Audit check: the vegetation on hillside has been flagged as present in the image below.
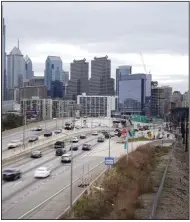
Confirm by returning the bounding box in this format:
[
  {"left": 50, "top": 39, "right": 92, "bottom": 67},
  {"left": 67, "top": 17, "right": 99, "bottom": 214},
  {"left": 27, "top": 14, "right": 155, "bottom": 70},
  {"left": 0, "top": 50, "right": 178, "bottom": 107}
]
[{"left": 64, "top": 144, "right": 171, "bottom": 219}]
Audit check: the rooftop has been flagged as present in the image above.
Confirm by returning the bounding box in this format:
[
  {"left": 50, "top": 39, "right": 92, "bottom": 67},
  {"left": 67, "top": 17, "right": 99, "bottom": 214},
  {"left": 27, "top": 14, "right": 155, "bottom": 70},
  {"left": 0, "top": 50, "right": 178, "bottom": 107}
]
[{"left": 9, "top": 47, "right": 23, "bottom": 56}]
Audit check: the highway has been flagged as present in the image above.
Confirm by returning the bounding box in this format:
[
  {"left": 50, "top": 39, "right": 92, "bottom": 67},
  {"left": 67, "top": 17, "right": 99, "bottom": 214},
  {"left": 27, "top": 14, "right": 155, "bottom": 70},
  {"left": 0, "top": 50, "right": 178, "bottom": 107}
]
[
  {"left": 2, "top": 117, "right": 109, "bottom": 151},
  {"left": 2, "top": 124, "right": 171, "bottom": 219}
]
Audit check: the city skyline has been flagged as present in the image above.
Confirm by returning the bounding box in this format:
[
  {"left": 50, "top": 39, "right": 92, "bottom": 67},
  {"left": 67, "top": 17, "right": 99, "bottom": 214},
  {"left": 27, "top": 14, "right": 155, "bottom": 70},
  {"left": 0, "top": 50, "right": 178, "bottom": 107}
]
[{"left": 3, "top": 2, "right": 188, "bottom": 93}]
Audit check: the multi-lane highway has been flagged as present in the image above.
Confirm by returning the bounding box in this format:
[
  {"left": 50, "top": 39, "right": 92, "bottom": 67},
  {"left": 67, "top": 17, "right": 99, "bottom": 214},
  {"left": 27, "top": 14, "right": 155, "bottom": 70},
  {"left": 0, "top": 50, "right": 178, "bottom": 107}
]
[
  {"left": 2, "top": 118, "right": 169, "bottom": 219},
  {"left": 2, "top": 117, "right": 109, "bottom": 151}
]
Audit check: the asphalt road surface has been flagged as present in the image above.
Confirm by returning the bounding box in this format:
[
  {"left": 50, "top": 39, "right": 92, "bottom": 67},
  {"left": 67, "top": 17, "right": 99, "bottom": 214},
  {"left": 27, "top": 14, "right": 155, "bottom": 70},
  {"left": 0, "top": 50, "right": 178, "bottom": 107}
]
[{"left": 2, "top": 118, "right": 109, "bottom": 151}]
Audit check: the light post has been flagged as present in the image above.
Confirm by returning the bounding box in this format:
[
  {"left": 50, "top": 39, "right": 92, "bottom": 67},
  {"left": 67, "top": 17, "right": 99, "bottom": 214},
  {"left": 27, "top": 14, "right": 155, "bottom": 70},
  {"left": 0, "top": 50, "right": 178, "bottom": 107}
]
[
  {"left": 69, "top": 104, "right": 76, "bottom": 212},
  {"left": 22, "top": 99, "right": 27, "bottom": 149}
]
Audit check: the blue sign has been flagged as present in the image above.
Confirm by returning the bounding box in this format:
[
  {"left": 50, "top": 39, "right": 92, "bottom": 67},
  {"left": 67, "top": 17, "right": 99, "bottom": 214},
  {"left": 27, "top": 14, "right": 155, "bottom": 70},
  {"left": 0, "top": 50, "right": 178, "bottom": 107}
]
[{"left": 105, "top": 157, "right": 114, "bottom": 165}]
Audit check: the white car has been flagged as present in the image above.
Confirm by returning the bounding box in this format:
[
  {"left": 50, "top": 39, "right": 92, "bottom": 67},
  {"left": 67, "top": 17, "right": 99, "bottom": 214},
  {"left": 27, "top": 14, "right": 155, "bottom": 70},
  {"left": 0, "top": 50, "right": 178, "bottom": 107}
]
[
  {"left": 8, "top": 140, "right": 22, "bottom": 149},
  {"left": 61, "top": 154, "right": 72, "bottom": 163},
  {"left": 34, "top": 167, "right": 51, "bottom": 178},
  {"left": 92, "top": 131, "right": 98, "bottom": 136},
  {"left": 71, "top": 137, "right": 79, "bottom": 143}
]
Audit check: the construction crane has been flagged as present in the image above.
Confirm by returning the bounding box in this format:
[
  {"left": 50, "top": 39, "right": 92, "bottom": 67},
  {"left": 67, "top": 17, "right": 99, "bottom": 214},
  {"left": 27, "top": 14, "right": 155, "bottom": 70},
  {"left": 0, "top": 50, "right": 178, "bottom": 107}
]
[{"left": 140, "top": 52, "right": 151, "bottom": 74}]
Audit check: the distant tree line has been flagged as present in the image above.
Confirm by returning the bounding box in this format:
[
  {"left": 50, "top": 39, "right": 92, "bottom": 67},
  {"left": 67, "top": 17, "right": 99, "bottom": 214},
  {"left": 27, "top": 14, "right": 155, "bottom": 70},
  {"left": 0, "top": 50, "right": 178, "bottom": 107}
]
[{"left": 2, "top": 113, "right": 23, "bottom": 131}]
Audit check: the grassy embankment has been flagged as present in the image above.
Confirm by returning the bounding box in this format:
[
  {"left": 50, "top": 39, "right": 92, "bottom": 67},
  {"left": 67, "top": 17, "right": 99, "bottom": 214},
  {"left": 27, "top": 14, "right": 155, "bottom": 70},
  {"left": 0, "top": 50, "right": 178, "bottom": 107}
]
[
  {"left": 128, "top": 137, "right": 150, "bottom": 142},
  {"left": 63, "top": 143, "right": 171, "bottom": 219}
]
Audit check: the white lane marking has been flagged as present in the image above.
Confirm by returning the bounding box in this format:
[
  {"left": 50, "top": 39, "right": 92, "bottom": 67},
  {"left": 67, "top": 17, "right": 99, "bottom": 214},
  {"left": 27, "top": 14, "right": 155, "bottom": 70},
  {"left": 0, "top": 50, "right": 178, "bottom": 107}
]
[{"left": 14, "top": 181, "right": 22, "bottom": 186}]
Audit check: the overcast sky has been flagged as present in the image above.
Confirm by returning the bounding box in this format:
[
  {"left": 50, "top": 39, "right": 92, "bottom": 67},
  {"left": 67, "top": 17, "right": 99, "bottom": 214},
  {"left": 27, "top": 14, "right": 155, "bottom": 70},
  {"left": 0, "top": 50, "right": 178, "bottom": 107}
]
[{"left": 3, "top": 1, "right": 189, "bottom": 93}]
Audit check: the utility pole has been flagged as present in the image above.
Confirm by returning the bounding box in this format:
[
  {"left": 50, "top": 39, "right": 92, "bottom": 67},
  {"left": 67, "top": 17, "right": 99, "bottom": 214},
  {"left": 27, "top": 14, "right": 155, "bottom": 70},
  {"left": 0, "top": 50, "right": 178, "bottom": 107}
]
[
  {"left": 70, "top": 104, "right": 76, "bottom": 212},
  {"left": 23, "top": 98, "right": 26, "bottom": 149}
]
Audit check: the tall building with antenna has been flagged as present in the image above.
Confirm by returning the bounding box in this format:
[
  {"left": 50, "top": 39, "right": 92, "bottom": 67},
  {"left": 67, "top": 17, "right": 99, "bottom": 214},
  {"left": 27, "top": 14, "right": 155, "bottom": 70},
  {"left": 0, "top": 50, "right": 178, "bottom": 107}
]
[{"left": 7, "top": 40, "right": 25, "bottom": 89}]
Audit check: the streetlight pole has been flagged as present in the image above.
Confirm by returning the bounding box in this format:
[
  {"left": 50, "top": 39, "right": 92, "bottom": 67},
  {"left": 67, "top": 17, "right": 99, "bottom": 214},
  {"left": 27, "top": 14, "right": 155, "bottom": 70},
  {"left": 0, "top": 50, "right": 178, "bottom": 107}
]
[
  {"left": 23, "top": 98, "right": 26, "bottom": 149},
  {"left": 70, "top": 104, "right": 76, "bottom": 212}
]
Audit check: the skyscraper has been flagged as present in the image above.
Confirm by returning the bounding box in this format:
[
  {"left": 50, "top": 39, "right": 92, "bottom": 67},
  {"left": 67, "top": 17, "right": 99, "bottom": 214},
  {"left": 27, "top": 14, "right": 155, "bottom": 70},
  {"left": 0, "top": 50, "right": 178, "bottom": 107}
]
[
  {"left": 116, "top": 65, "right": 132, "bottom": 96},
  {"left": 118, "top": 73, "right": 152, "bottom": 115},
  {"left": 67, "top": 58, "right": 89, "bottom": 100},
  {"left": 24, "top": 55, "right": 34, "bottom": 80},
  {"left": 63, "top": 71, "right": 69, "bottom": 86},
  {"left": 2, "top": 6, "right": 6, "bottom": 100},
  {"left": 7, "top": 45, "right": 25, "bottom": 89},
  {"left": 44, "top": 56, "right": 64, "bottom": 98},
  {"left": 89, "top": 56, "right": 114, "bottom": 96}
]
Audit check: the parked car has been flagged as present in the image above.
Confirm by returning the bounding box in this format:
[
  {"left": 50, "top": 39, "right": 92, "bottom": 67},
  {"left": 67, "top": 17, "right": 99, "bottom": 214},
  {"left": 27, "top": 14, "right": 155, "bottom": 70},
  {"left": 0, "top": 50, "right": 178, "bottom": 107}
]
[
  {"left": 32, "top": 127, "right": 43, "bottom": 131},
  {"left": 54, "top": 141, "right": 65, "bottom": 149},
  {"left": 92, "top": 131, "right": 98, "bottom": 136},
  {"left": 31, "top": 150, "right": 42, "bottom": 158},
  {"left": 70, "top": 143, "right": 79, "bottom": 151},
  {"left": 84, "top": 116, "right": 88, "bottom": 118},
  {"left": 7, "top": 140, "right": 22, "bottom": 149},
  {"left": 44, "top": 131, "right": 52, "bottom": 137},
  {"left": 54, "top": 129, "right": 62, "bottom": 134},
  {"left": 55, "top": 148, "right": 66, "bottom": 156},
  {"left": 34, "top": 167, "right": 51, "bottom": 178},
  {"left": 97, "top": 137, "right": 104, "bottom": 142},
  {"left": 110, "top": 132, "right": 115, "bottom": 137},
  {"left": 2, "top": 168, "right": 21, "bottom": 181},
  {"left": 28, "top": 136, "right": 39, "bottom": 143},
  {"left": 80, "top": 134, "right": 86, "bottom": 139},
  {"left": 61, "top": 154, "right": 71, "bottom": 163},
  {"left": 134, "top": 129, "right": 139, "bottom": 132},
  {"left": 71, "top": 137, "right": 79, "bottom": 143},
  {"left": 82, "top": 143, "right": 91, "bottom": 151}
]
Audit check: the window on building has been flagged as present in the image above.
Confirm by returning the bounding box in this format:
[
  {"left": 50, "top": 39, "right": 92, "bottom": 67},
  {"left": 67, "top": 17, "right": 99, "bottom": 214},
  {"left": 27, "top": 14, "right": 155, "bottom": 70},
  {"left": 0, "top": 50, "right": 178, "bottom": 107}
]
[{"left": 52, "top": 64, "right": 54, "bottom": 69}]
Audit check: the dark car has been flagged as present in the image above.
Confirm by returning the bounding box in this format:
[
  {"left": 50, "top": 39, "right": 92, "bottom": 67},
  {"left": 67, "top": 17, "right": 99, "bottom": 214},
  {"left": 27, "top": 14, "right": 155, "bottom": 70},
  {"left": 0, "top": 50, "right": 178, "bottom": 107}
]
[
  {"left": 97, "top": 137, "right": 104, "bottom": 142},
  {"left": 54, "top": 141, "right": 65, "bottom": 149},
  {"left": 28, "top": 136, "right": 39, "bottom": 143},
  {"left": 70, "top": 143, "right": 79, "bottom": 151},
  {"left": 36, "top": 127, "right": 42, "bottom": 131},
  {"left": 2, "top": 168, "right": 21, "bottom": 181},
  {"left": 55, "top": 148, "right": 66, "bottom": 156},
  {"left": 31, "top": 150, "right": 42, "bottom": 158},
  {"left": 82, "top": 143, "right": 91, "bottom": 151},
  {"left": 101, "top": 130, "right": 108, "bottom": 135},
  {"left": 134, "top": 129, "right": 139, "bottom": 132},
  {"left": 80, "top": 134, "right": 86, "bottom": 139},
  {"left": 44, "top": 131, "right": 52, "bottom": 137},
  {"left": 105, "top": 133, "right": 111, "bottom": 139}
]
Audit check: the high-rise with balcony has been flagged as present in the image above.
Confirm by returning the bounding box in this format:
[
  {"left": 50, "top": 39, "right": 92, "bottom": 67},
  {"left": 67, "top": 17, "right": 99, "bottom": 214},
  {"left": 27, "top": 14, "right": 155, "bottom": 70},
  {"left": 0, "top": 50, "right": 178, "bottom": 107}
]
[
  {"left": 24, "top": 55, "right": 34, "bottom": 80},
  {"left": 2, "top": 6, "right": 6, "bottom": 100},
  {"left": 44, "top": 56, "right": 64, "bottom": 98},
  {"left": 67, "top": 58, "right": 89, "bottom": 100},
  {"left": 89, "top": 56, "right": 115, "bottom": 96},
  {"left": 7, "top": 46, "right": 25, "bottom": 90}
]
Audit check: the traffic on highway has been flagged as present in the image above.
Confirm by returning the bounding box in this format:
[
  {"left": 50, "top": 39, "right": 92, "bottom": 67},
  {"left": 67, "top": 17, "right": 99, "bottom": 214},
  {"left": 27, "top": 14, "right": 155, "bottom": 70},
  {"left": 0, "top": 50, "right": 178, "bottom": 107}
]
[{"left": 2, "top": 117, "right": 170, "bottom": 219}]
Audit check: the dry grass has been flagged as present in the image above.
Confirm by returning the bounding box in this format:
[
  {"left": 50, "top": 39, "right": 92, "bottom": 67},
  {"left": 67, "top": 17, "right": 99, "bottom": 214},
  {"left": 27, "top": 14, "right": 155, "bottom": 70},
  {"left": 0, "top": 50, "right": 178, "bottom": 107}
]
[{"left": 64, "top": 144, "right": 171, "bottom": 220}]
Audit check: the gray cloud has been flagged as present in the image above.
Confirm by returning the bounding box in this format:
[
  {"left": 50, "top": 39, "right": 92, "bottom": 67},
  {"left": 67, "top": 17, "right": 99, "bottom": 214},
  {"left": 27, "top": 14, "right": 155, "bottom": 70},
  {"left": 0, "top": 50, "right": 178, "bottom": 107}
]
[{"left": 4, "top": 2, "right": 188, "bottom": 54}]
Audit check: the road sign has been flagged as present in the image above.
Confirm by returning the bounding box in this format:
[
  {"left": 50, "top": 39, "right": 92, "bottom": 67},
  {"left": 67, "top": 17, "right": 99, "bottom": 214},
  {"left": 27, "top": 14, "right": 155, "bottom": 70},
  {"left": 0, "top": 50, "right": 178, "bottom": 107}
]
[
  {"left": 124, "top": 142, "right": 128, "bottom": 150},
  {"left": 105, "top": 157, "right": 114, "bottom": 165}
]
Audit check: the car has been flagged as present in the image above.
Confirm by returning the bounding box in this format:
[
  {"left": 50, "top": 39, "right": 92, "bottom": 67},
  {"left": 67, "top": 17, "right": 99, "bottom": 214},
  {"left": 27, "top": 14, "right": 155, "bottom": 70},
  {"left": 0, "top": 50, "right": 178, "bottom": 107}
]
[
  {"left": 84, "top": 116, "right": 88, "bottom": 118},
  {"left": 7, "top": 140, "right": 22, "bottom": 149},
  {"left": 92, "top": 131, "right": 98, "bottom": 136},
  {"left": 71, "top": 137, "right": 79, "bottom": 143},
  {"left": 34, "top": 167, "right": 51, "bottom": 178},
  {"left": 33, "top": 127, "right": 42, "bottom": 131},
  {"left": 76, "top": 116, "right": 80, "bottom": 119},
  {"left": 2, "top": 168, "right": 21, "bottom": 181},
  {"left": 82, "top": 143, "right": 91, "bottom": 151},
  {"left": 31, "top": 150, "right": 42, "bottom": 158},
  {"left": 70, "top": 143, "right": 79, "bottom": 151},
  {"left": 61, "top": 154, "right": 71, "bottom": 163},
  {"left": 44, "top": 131, "right": 52, "bottom": 137},
  {"left": 134, "top": 129, "right": 139, "bottom": 132},
  {"left": 54, "top": 141, "right": 65, "bottom": 149},
  {"left": 110, "top": 132, "right": 115, "bottom": 137},
  {"left": 55, "top": 148, "right": 66, "bottom": 156},
  {"left": 75, "top": 125, "right": 81, "bottom": 129},
  {"left": 101, "top": 130, "right": 108, "bottom": 135},
  {"left": 54, "top": 129, "right": 62, "bottom": 134},
  {"left": 28, "top": 136, "right": 39, "bottom": 143},
  {"left": 97, "top": 137, "right": 104, "bottom": 142},
  {"left": 80, "top": 134, "right": 86, "bottom": 139},
  {"left": 105, "top": 133, "right": 111, "bottom": 139}
]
